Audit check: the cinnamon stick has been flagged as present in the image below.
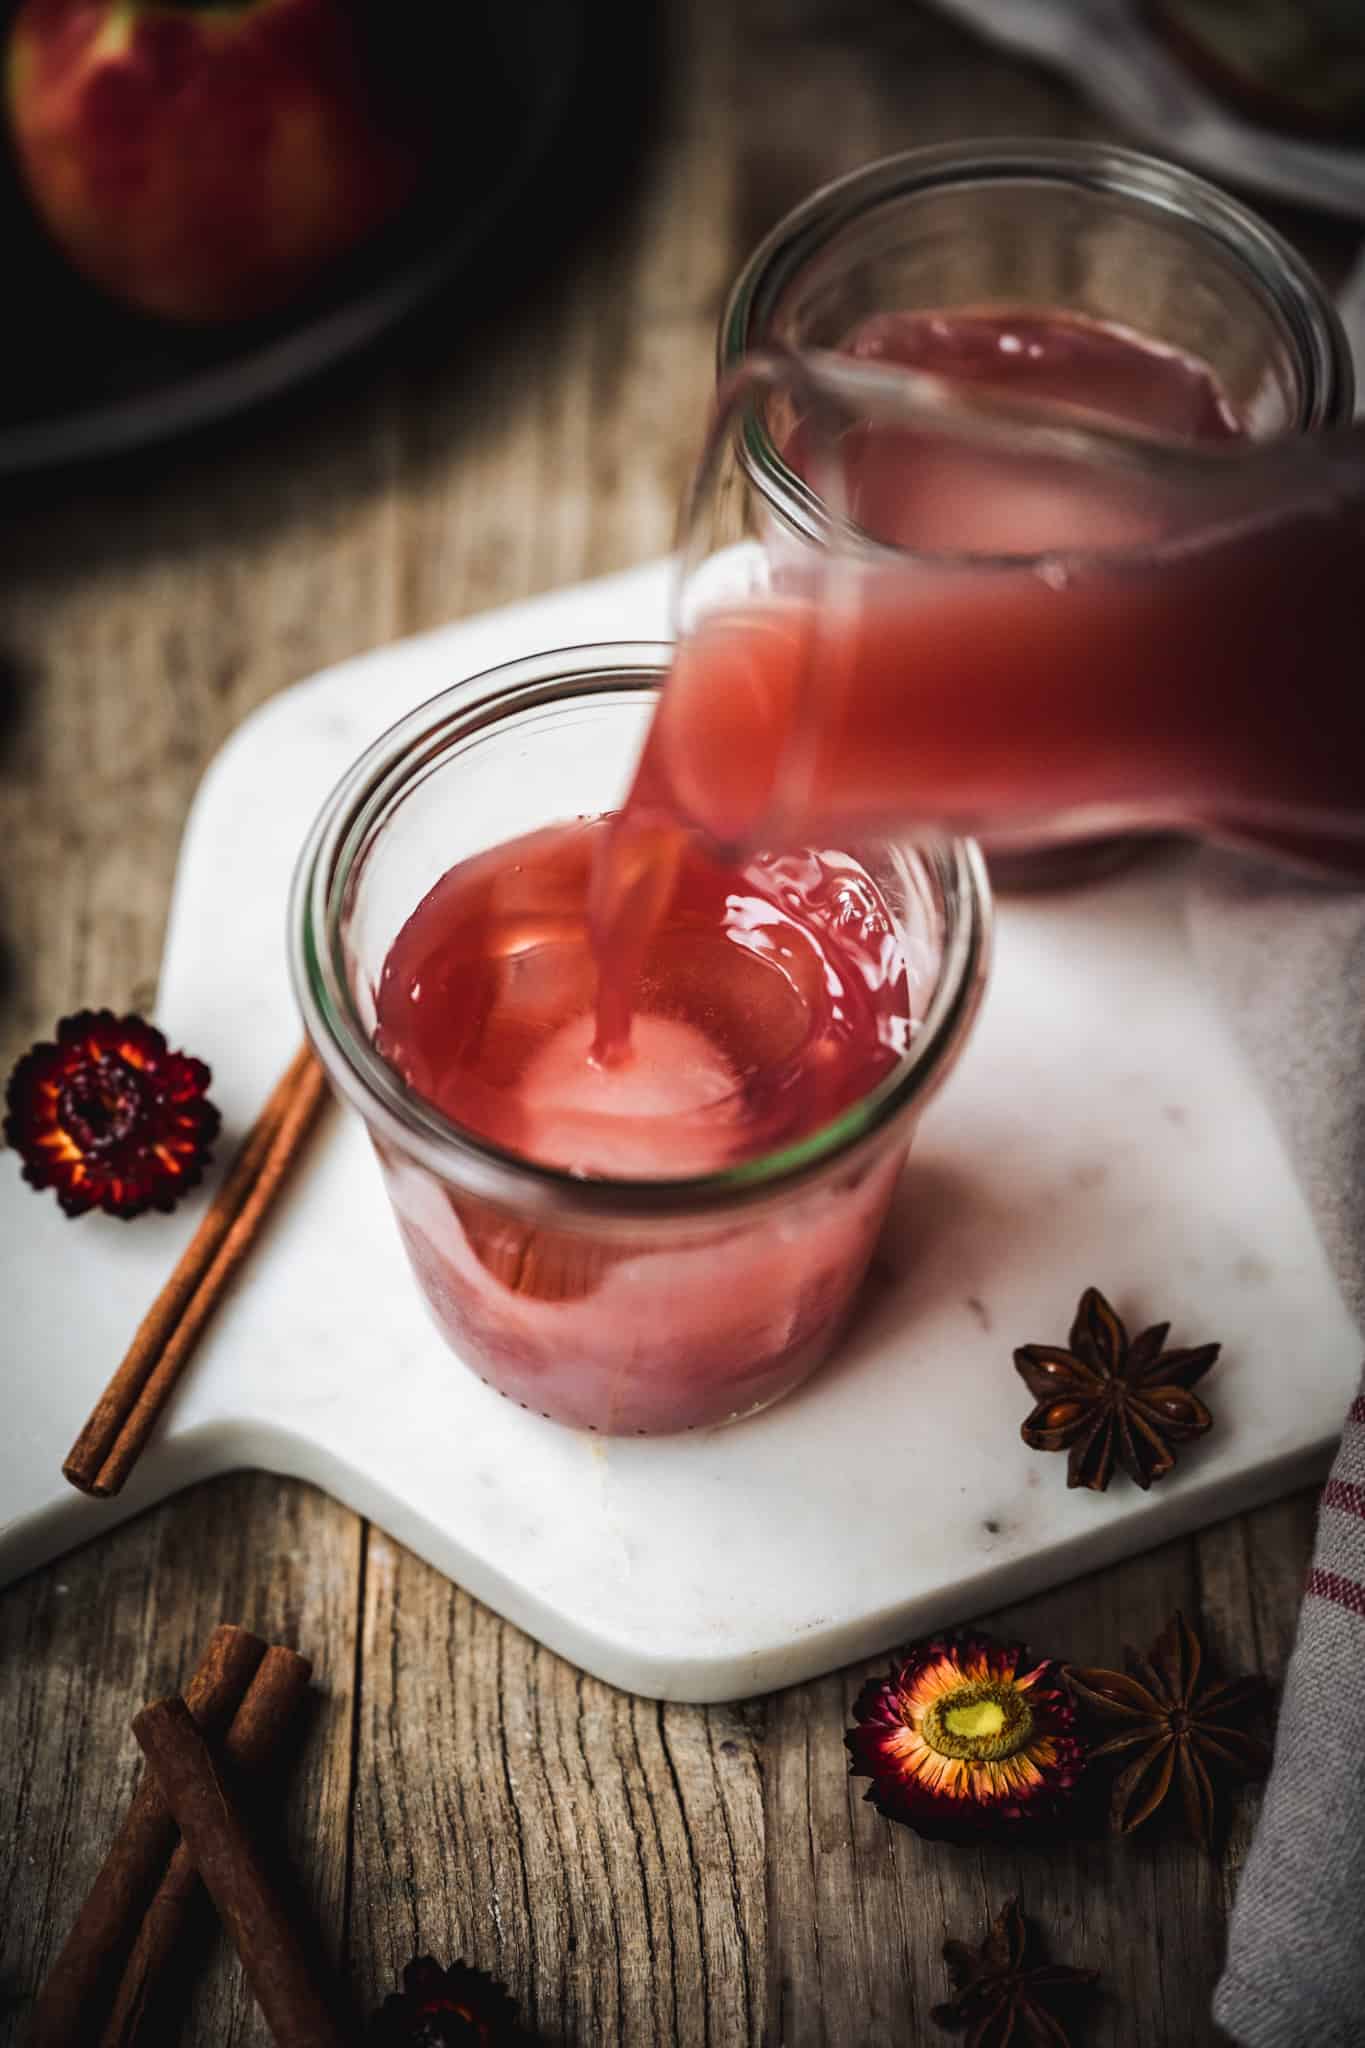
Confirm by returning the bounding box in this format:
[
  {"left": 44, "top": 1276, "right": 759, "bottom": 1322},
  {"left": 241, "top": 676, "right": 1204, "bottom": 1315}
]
[
  {"left": 64, "top": 1042, "right": 328, "bottom": 1498},
  {"left": 24, "top": 1623, "right": 266, "bottom": 2048},
  {"left": 100, "top": 1646, "right": 313, "bottom": 2048},
  {"left": 132, "top": 1696, "right": 352, "bottom": 2048}
]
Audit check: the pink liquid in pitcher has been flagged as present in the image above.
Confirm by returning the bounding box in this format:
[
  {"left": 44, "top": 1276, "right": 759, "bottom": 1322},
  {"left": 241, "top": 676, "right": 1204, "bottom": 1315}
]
[
  {"left": 372, "top": 818, "right": 917, "bottom": 1432},
  {"left": 644, "top": 479, "right": 1365, "bottom": 872},
  {"left": 774, "top": 307, "right": 1348, "bottom": 882},
  {"left": 650, "top": 309, "right": 1364, "bottom": 875}
]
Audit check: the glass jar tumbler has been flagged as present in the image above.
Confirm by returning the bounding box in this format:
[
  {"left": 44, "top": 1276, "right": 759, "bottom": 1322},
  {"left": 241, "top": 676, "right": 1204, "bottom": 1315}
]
[
  {"left": 290, "top": 644, "right": 991, "bottom": 1437},
  {"left": 719, "top": 139, "right": 1354, "bottom": 885}
]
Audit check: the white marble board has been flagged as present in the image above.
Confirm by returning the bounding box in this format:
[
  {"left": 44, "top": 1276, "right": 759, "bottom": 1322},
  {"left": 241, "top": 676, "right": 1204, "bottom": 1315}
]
[{"left": 1, "top": 559, "right": 1359, "bottom": 1701}]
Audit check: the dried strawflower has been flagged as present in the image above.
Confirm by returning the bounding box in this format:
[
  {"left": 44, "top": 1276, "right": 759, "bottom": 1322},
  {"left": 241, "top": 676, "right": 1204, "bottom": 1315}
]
[
  {"left": 1015, "top": 1285, "right": 1219, "bottom": 1491},
  {"left": 846, "top": 1633, "right": 1084, "bottom": 1843},
  {"left": 1065, "top": 1610, "right": 1271, "bottom": 1847},
  {"left": 370, "top": 1956, "right": 520, "bottom": 2046},
  {"left": 932, "top": 1896, "right": 1097, "bottom": 2047},
  {"left": 4, "top": 1010, "right": 219, "bottom": 1219}
]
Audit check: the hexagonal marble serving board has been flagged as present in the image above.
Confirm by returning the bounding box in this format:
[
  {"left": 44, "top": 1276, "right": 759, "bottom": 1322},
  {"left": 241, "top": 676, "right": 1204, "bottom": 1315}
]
[{"left": 2, "top": 559, "right": 1359, "bottom": 1700}]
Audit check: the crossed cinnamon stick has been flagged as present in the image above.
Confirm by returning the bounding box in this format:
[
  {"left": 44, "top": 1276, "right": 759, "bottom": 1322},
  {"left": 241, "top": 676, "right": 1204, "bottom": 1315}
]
[{"left": 25, "top": 1622, "right": 351, "bottom": 2048}]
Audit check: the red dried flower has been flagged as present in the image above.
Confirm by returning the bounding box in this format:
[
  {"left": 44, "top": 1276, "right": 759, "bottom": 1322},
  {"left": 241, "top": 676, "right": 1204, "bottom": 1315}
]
[
  {"left": 4, "top": 1010, "right": 219, "bottom": 1219},
  {"left": 370, "top": 1958, "right": 519, "bottom": 2046},
  {"left": 846, "top": 1632, "right": 1085, "bottom": 1843}
]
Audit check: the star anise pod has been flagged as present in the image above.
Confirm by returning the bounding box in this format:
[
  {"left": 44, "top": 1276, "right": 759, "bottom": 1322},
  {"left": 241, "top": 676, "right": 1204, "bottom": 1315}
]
[
  {"left": 1015, "top": 1285, "right": 1219, "bottom": 1490},
  {"left": 931, "top": 1897, "right": 1097, "bottom": 2047},
  {"left": 1065, "top": 1610, "right": 1271, "bottom": 1848}
]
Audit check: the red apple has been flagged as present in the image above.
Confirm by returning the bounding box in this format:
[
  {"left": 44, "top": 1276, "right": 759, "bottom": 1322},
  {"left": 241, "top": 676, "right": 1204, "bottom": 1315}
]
[{"left": 5, "top": 0, "right": 425, "bottom": 324}]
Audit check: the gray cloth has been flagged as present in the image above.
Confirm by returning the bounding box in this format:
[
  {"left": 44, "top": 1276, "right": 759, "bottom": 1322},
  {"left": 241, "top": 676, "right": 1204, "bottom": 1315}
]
[
  {"left": 1188, "top": 855, "right": 1365, "bottom": 2048},
  {"left": 1191, "top": 856, "right": 1365, "bottom": 1330}
]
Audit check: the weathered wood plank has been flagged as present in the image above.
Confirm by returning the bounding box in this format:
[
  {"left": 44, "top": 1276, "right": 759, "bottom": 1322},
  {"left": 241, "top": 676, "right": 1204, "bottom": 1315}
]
[
  {"left": 0, "top": 385, "right": 402, "bottom": 1074},
  {"left": 348, "top": 1530, "right": 766, "bottom": 2044}
]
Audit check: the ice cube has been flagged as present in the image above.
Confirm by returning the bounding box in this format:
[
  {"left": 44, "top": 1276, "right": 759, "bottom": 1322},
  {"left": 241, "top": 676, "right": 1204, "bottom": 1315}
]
[{"left": 514, "top": 1013, "right": 740, "bottom": 1177}]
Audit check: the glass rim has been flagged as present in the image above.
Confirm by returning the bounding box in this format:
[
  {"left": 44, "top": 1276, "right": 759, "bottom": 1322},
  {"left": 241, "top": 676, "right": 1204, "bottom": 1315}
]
[
  {"left": 289, "top": 640, "right": 993, "bottom": 1223},
  {"left": 719, "top": 136, "right": 1355, "bottom": 564}
]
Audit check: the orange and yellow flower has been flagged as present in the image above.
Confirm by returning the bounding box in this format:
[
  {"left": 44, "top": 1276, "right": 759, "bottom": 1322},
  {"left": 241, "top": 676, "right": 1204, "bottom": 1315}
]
[{"left": 846, "top": 1632, "right": 1084, "bottom": 1842}]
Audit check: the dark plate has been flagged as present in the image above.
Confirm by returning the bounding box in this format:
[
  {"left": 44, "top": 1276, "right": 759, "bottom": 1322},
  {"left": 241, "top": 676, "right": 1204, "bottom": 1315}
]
[{"left": 0, "top": 0, "right": 585, "bottom": 474}]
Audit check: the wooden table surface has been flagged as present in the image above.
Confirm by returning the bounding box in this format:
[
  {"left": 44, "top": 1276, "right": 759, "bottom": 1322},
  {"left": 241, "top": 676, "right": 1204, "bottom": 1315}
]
[{"left": 1, "top": 4, "right": 1356, "bottom": 2042}]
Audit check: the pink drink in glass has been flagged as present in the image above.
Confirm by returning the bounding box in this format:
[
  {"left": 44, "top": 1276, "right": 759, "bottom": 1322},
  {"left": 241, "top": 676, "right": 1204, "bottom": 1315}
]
[
  {"left": 295, "top": 650, "right": 988, "bottom": 1442},
  {"left": 372, "top": 815, "right": 923, "bottom": 1434}
]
